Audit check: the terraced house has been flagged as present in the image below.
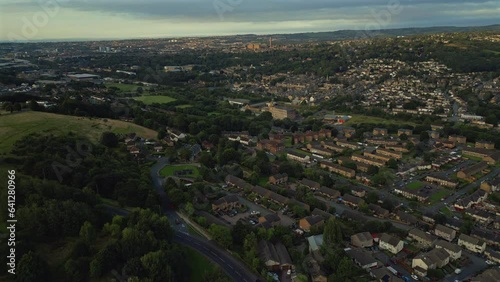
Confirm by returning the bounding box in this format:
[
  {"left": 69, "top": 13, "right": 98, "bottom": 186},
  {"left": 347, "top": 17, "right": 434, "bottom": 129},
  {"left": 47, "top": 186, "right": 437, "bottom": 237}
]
[
  {"left": 408, "top": 229, "right": 434, "bottom": 248},
  {"left": 320, "top": 161, "right": 356, "bottom": 178},
  {"left": 376, "top": 148, "right": 403, "bottom": 159},
  {"left": 317, "top": 186, "right": 341, "bottom": 200},
  {"left": 286, "top": 150, "right": 310, "bottom": 163},
  {"left": 351, "top": 154, "right": 386, "bottom": 167},
  {"left": 457, "top": 161, "right": 488, "bottom": 180},
  {"left": 434, "top": 224, "right": 456, "bottom": 241},
  {"left": 425, "top": 174, "right": 459, "bottom": 188}
]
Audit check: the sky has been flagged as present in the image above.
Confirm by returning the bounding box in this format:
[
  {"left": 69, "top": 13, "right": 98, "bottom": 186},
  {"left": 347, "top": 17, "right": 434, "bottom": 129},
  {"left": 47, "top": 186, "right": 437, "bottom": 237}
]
[{"left": 0, "top": 0, "right": 498, "bottom": 41}]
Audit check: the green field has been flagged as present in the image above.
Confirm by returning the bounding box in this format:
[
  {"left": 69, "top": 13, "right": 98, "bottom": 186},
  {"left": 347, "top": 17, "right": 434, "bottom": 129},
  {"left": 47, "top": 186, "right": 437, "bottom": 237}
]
[
  {"left": 0, "top": 111, "right": 157, "bottom": 154},
  {"left": 440, "top": 206, "right": 452, "bottom": 216},
  {"left": 105, "top": 82, "right": 141, "bottom": 92},
  {"left": 133, "top": 95, "right": 177, "bottom": 105},
  {"left": 159, "top": 164, "right": 200, "bottom": 178},
  {"left": 344, "top": 115, "right": 416, "bottom": 126},
  {"left": 176, "top": 104, "right": 192, "bottom": 109},
  {"left": 406, "top": 181, "right": 424, "bottom": 190},
  {"left": 185, "top": 248, "right": 218, "bottom": 282},
  {"left": 429, "top": 189, "right": 452, "bottom": 204}
]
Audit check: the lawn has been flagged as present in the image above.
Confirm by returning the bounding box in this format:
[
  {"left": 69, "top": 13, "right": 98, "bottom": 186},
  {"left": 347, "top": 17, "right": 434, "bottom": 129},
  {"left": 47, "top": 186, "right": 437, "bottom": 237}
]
[
  {"left": 105, "top": 82, "right": 141, "bottom": 92},
  {"left": 344, "top": 115, "right": 416, "bottom": 126},
  {"left": 176, "top": 104, "right": 192, "bottom": 109},
  {"left": 185, "top": 248, "right": 218, "bottom": 282},
  {"left": 0, "top": 111, "right": 157, "bottom": 154},
  {"left": 159, "top": 164, "right": 200, "bottom": 178},
  {"left": 440, "top": 206, "right": 452, "bottom": 216},
  {"left": 429, "top": 189, "right": 452, "bottom": 204},
  {"left": 133, "top": 95, "right": 177, "bottom": 105},
  {"left": 258, "top": 176, "right": 269, "bottom": 186},
  {"left": 406, "top": 181, "right": 424, "bottom": 190}
]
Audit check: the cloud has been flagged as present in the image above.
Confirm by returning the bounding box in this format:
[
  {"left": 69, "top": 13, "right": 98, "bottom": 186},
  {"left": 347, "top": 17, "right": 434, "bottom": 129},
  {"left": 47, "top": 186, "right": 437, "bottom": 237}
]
[{"left": 0, "top": 0, "right": 498, "bottom": 40}]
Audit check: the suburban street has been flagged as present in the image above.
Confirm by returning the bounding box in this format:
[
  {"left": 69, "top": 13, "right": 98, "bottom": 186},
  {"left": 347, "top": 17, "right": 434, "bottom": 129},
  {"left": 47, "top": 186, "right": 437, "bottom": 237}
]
[{"left": 150, "top": 158, "right": 261, "bottom": 282}]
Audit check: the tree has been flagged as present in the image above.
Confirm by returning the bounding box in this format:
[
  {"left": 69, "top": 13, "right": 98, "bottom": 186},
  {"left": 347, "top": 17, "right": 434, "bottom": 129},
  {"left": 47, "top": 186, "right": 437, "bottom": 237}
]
[
  {"left": 420, "top": 131, "right": 430, "bottom": 142},
  {"left": 157, "top": 130, "right": 167, "bottom": 140},
  {"left": 387, "top": 158, "right": 398, "bottom": 169},
  {"left": 140, "top": 251, "right": 174, "bottom": 282},
  {"left": 17, "top": 251, "right": 49, "bottom": 282},
  {"left": 323, "top": 218, "right": 343, "bottom": 245},
  {"left": 209, "top": 224, "right": 232, "bottom": 249},
  {"left": 79, "top": 221, "right": 96, "bottom": 243},
  {"left": 3, "top": 102, "right": 13, "bottom": 113},
  {"left": 13, "top": 102, "right": 22, "bottom": 112},
  {"left": 178, "top": 148, "right": 192, "bottom": 161},
  {"left": 64, "top": 258, "right": 88, "bottom": 282},
  {"left": 399, "top": 133, "right": 408, "bottom": 141},
  {"left": 100, "top": 132, "right": 118, "bottom": 147},
  {"left": 184, "top": 202, "right": 195, "bottom": 217},
  {"left": 367, "top": 165, "right": 379, "bottom": 175},
  {"left": 366, "top": 191, "right": 379, "bottom": 204},
  {"left": 232, "top": 221, "right": 253, "bottom": 246},
  {"left": 29, "top": 100, "right": 41, "bottom": 111}
]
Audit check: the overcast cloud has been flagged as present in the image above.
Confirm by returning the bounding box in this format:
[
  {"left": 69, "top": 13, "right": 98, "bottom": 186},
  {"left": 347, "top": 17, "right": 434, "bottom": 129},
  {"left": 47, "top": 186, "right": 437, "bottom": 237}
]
[{"left": 0, "top": 0, "right": 498, "bottom": 41}]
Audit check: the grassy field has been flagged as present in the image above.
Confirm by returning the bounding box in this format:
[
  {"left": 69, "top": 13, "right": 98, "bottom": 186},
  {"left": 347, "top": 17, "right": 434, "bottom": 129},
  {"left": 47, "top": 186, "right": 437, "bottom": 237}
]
[
  {"left": 344, "top": 115, "right": 416, "bottom": 126},
  {"left": 133, "top": 95, "right": 177, "bottom": 105},
  {"left": 406, "top": 181, "right": 424, "bottom": 190},
  {"left": 159, "top": 164, "right": 200, "bottom": 178},
  {"left": 176, "top": 104, "right": 192, "bottom": 109},
  {"left": 429, "top": 189, "right": 452, "bottom": 204},
  {"left": 0, "top": 111, "right": 157, "bottom": 154},
  {"left": 185, "top": 248, "right": 218, "bottom": 282},
  {"left": 440, "top": 206, "right": 452, "bottom": 216},
  {"left": 105, "top": 82, "right": 141, "bottom": 92}
]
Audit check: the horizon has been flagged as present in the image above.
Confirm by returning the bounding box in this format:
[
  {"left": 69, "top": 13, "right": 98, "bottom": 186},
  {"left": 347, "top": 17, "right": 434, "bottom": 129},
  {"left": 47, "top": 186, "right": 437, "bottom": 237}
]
[
  {"left": 1, "top": 0, "right": 499, "bottom": 42},
  {"left": 0, "top": 23, "right": 499, "bottom": 44}
]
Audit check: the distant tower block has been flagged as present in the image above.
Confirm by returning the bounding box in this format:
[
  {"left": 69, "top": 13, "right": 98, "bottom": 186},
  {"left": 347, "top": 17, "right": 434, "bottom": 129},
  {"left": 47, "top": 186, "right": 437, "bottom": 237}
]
[{"left": 270, "top": 37, "right": 273, "bottom": 48}]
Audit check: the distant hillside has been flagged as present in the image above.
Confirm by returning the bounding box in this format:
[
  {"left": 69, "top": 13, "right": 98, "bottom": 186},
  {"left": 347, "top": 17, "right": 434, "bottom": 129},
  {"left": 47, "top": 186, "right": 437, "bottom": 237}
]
[
  {"left": 0, "top": 111, "right": 157, "bottom": 153},
  {"left": 236, "top": 24, "right": 500, "bottom": 43}
]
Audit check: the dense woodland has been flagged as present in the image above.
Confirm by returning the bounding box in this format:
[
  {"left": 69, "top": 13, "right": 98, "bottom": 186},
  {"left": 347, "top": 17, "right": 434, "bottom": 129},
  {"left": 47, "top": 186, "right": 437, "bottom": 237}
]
[{"left": 0, "top": 133, "right": 230, "bottom": 282}]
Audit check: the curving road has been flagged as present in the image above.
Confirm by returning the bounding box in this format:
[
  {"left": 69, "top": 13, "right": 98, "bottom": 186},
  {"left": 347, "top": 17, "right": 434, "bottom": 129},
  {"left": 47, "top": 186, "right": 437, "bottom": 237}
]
[{"left": 150, "top": 158, "right": 261, "bottom": 282}]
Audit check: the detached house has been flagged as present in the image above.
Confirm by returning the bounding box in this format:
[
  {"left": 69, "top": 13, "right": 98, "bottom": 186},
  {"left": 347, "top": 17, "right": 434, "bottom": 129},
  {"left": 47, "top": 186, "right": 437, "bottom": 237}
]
[
  {"left": 379, "top": 234, "right": 404, "bottom": 254},
  {"left": 434, "top": 240, "right": 462, "bottom": 260},
  {"left": 351, "top": 232, "right": 374, "bottom": 248},
  {"left": 269, "top": 173, "right": 288, "bottom": 185},
  {"left": 258, "top": 241, "right": 294, "bottom": 271},
  {"left": 412, "top": 248, "right": 450, "bottom": 277},
  {"left": 299, "top": 215, "right": 324, "bottom": 232},
  {"left": 212, "top": 195, "right": 241, "bottom": 211}
]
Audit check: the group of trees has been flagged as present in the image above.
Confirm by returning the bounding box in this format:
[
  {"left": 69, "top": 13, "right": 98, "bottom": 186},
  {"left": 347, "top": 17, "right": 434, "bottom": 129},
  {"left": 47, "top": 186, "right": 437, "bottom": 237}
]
[{"left": 12, "top": 133, "right": 159, "bottom": 208}]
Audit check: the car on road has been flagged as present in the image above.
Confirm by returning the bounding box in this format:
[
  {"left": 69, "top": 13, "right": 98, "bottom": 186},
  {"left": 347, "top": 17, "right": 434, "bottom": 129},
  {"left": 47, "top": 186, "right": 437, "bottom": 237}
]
[
  {"left": 411, "top": 274, "right": 419, "bottom": 280},
  {"left": 486, "top": 260, "right": 495, "bottom": 265}
]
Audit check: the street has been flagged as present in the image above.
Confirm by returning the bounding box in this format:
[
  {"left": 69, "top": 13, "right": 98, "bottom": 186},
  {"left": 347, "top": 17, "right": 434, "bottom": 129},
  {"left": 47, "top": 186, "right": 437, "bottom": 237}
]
[{"left": 150, "top": 158, "right": 261, "bottom": 282}]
